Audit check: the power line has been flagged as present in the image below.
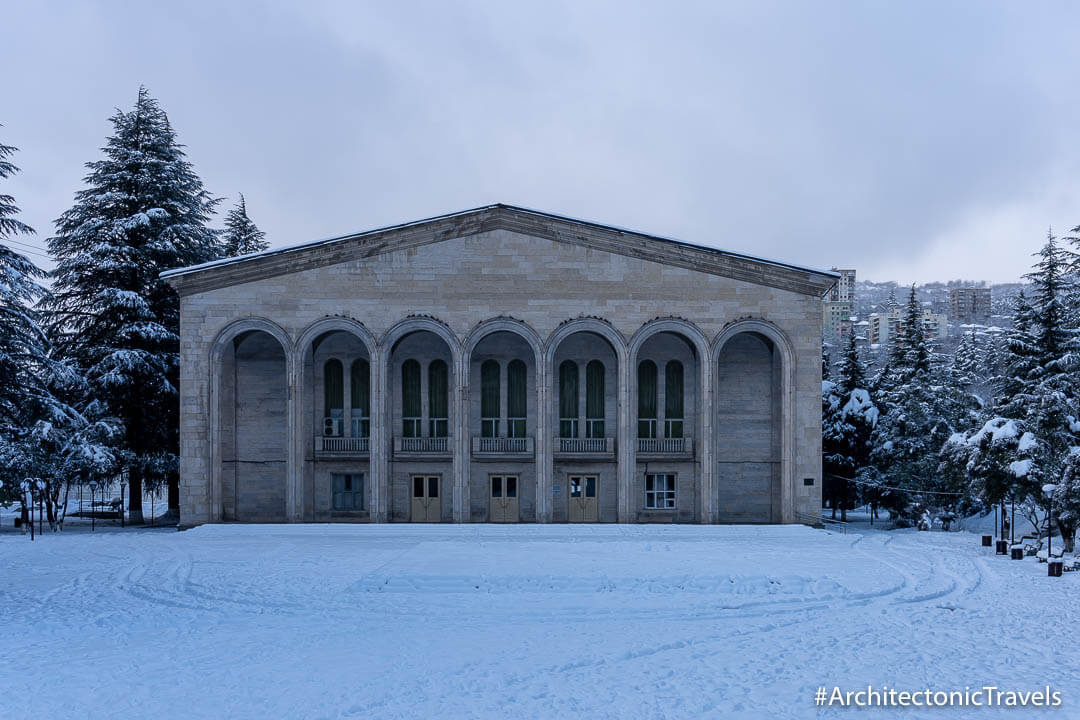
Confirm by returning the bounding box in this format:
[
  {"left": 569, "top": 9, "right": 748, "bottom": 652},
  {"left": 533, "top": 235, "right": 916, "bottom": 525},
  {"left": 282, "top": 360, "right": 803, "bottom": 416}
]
[
  {"left": 1, "top": 238, "right": 53, "bottom": 262},
  {"left": 3, "top": 237, "right": 52, "bottom": 256},
  {"left": 825, "top": 473, "right": 966, "bottom": 497}
]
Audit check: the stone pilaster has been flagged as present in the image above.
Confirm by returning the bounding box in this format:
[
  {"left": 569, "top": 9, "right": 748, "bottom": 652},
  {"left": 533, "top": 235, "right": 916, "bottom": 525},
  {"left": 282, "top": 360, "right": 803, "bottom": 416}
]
[{"left": 373, "top": 345, "right": 390, "bottom": 522}]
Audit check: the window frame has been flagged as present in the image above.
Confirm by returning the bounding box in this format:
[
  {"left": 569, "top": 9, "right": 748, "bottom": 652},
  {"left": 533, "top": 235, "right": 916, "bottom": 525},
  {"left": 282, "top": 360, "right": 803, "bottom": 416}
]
[
  {"left": 331, "top": 472, "right": 365, "bottom": 511},
  {"left": 644, "top": 473, "right": 677, "bottom": 510},
  {"left": 558, "top": 360, "right": 579, "bottom": 438}
]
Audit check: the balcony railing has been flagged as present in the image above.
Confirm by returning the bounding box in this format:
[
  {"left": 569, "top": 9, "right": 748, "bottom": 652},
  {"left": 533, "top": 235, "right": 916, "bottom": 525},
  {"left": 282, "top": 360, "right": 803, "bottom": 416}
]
[
  {"left": 637, "top": 437, "right": 693, "bottom": 456},
  {"left": 315, "top": 435, "right": 369, "bottom": 456},
  {"left": 556, "top": 437, "right": 615, "bottom": 455},
  {"left": 394, "top": 436, "right": 451, "bottom": 454},
  {"left": 472, "top": 436, "right": 535, "bottom": 456}
]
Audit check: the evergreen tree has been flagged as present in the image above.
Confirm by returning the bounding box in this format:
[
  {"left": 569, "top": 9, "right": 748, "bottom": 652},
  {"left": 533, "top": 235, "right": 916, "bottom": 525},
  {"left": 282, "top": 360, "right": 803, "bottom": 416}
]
[
  {"left": 0, "top": 134, "right": 50, "bottom": 510},
  {"left": 44, "top": 88, "right": 221, "bottom": 522},
  {"left": 1055, "top": 451, "right": 1080, "bottom": 552},
  {"left": 996, "top": 290, "right": 1038, "bottom": 411},
  {"left": 220, "top": 194, "right": 268, "bottom": 257},
  {"left": 940, "top": 417, "right": 1036, "bottom": 531},
  {"left": 869, "top": 285, "right": 955, "bottom": 522},
  {"left": 0, "top": 132, "right": 114, "bottom": 526},
  {"left": 997, "top": 232, "right": 1076, "bottom": 503},
  {"left": 822, "top": 332, "right": 877, "bottom": 521}
]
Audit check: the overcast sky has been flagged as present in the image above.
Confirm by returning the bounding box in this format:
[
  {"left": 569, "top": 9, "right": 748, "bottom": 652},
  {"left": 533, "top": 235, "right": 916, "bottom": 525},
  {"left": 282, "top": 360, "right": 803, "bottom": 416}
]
[{"left": 4, "top": 1, "right": 1080, "bottom": 283}]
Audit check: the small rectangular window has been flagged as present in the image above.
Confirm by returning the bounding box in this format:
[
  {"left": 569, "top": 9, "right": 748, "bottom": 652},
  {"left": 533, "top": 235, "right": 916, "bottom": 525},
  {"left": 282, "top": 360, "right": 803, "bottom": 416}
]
[
  {"left": 428, "top": 476, "right": 439, "bottom": 498},
  {"left": 413, "top": 476, "right": 424, "bottom": 498},
  {"left": 332, "top": 473, "right": 364, "bottom": 510},
  {"left": 491, "top": 476, "right": 502, "bottom": 498},
  {"left": 645, "top": 473, "right": 676, "bottom": 510},
  {"left": 506, "top": 476, "right": 517, "bottom": 498},
  {"left": 585, "top": 476, "right": 596, "bottom": 498}
]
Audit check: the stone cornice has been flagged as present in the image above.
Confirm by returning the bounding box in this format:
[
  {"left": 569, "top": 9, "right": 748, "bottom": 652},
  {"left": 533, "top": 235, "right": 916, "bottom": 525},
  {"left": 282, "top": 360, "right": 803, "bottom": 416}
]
[{"left": 163, "top": 204, "right": 838, "bottom": 298}]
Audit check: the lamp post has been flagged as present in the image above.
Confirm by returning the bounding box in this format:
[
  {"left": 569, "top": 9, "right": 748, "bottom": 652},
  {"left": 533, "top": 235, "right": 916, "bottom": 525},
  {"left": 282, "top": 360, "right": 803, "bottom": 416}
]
[
  {"left": 89, "top": 481, "right": 98, "bottom": 532},
  {"left": 120, "top": 475, "right": 128, "bottom": 529},
  {"left": 24, "top": 483, "right": 34, "bottom": 542},
  {"left": 1043, "top": 483, "right": 1060, "bottom": 577}
]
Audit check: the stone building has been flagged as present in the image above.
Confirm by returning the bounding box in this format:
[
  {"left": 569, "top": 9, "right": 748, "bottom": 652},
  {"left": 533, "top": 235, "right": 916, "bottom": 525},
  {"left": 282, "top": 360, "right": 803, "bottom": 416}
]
[{"left": 162, "top": 205, "right": 837, "bottom": 527}]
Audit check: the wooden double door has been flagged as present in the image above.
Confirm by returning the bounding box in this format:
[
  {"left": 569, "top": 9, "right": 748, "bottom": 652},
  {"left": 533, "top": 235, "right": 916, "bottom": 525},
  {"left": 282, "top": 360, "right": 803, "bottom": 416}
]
[
  {"left": 568, "top": 475, "right": 598, "bottom": 522},
  {"left": 489, "top": 475, "right": 519, "bottom": 523},
  {"left": 411, "top": 475, "right": 441, "bottom": 522}
]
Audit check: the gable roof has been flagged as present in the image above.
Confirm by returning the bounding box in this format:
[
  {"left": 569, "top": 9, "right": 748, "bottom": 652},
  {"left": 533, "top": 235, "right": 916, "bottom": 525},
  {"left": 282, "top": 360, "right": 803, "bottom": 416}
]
[{"left": 160, "top": 203, "right": 839, "bottom": 297}]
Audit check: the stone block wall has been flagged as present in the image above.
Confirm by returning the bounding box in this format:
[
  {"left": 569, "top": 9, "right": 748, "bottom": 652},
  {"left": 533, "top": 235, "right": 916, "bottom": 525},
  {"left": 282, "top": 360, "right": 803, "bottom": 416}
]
[{"left": 174, "top": 225, "right": 827, "bottom": 526}]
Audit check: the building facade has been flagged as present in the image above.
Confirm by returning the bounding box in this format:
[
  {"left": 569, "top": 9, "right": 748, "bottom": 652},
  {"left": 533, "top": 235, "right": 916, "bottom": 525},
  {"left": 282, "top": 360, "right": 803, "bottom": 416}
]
[
  {"left": 828, "top": 268, "right": 856, "bottom": 302},
  {"left": 868, "top": 307, "right": 947, "bottom": 345},
  {"left": 163, "top": 205, "right": 836, "bottom": 527},
  {"left": 823, "top": 300, "right": 853, "bottom": 344},
  {"left": 949, "top": 287, "right": 991, "bottom": 325}
]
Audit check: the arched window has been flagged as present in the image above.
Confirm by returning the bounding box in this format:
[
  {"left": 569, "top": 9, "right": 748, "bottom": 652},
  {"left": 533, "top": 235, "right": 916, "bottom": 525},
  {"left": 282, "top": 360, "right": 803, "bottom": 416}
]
[
  {"left": 351, "top": 358, "right": 370, "bottom": 438},
  {"left": 507, "top": 359, "right": 527, "bottom": 438},
  {"left": 428, "top": 359, "right": 449, "bottom": 438},
  {"left": 401, "top": 359, "right": 421, "bottom": 438},
  {"left": 323, "top": 359, "right": 344, "bottom": 436},
  {"left": 559, "top": 360, "right": 579, "bottom": 438},
  {"left": 637, "top": 360, "right": 658, "bottom": 439},
  {"left": 480, "top": 359, "right": 500, "bottom": 437},
  {"left": 585, "top": 360, "right": 605, "bottom": 438},
  {"left": 665, "top": 361, "right": 684, "bottom": 439}
]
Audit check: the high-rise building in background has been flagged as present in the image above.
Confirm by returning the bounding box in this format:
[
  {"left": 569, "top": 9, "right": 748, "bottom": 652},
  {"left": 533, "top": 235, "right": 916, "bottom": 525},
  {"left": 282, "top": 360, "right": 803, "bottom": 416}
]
[
  {"left": 948, "top": 287, "right": 991, "bottom": 325},
  {"left": 829, "top": 268, "right": 856, "bottom": 302},
  {"left": 824, "top": 268, "right": 856, "bottom": 343}
]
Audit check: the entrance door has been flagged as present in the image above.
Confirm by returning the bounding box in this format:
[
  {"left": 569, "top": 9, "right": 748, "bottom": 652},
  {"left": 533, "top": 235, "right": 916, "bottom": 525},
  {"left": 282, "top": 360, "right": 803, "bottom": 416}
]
[
  {"left": 489, "top": 475, "right": 519, "bottom": 523},
  {"left": 411, "top": 475, "right": 441, "bottom": 522},
  {"left": 568, "top": 475, "right": 598, "bottom": 522}
]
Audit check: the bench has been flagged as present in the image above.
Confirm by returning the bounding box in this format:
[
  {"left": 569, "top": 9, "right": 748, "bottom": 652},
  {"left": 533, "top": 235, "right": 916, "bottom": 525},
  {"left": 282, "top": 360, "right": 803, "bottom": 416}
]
[{"left": 1036, "top": 547, "right": 1065, "bottom": 563}]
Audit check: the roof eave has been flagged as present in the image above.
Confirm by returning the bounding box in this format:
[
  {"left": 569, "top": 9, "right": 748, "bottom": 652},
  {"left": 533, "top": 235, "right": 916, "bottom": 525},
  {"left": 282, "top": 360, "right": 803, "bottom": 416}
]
[{"left": 162, "top": 204, "right": 840, "bottom": 298}]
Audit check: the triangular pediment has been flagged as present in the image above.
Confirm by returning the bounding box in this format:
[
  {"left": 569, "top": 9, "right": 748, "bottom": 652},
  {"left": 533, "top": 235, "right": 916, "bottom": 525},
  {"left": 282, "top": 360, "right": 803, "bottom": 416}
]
[{"left": 161, "top": 204, "right": 838, "bottom": 297}]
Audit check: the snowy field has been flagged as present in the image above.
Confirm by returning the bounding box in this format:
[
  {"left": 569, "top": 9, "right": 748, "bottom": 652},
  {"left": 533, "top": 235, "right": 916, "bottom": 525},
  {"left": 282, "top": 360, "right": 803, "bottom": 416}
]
[{"left": 2, "top": 524, "right": 1077, "bottom": 719}]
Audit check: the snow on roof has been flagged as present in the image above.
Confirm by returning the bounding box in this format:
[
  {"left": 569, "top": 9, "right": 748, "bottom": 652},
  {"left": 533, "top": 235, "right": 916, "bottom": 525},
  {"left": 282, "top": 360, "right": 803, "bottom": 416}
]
[{"left": 159, "top": 203, "right": 841, "bottom": 281}]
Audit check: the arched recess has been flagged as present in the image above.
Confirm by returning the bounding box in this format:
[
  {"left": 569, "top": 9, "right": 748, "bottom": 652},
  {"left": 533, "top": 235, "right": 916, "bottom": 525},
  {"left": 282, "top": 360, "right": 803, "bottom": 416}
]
[
  {"left": 464, "top": 317, "right": 544, "bottom": 522},
  {"left": 544, "top": 318, "right": 629, "bottom": 523},
  {"left": 294, "top": 317, "right": 379, "bottom": 521},
  {"left": 380, "top": 317, "right": 464, "bottom": 522},
  {"left": 712, "top": 319, "right": 796, "bottom": 524},
  {"left": 209, "top": 318, "right": 293, "bottom": 523},
  {"left": 628, "top": 318, "right": 712, "bottom": 523}
]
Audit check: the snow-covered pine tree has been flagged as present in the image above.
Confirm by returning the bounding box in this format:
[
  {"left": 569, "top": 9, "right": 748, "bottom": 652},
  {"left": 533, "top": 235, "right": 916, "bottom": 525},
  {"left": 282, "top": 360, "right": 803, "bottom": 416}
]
[
  {"left": 220, "top": 194, "right": 268, "bottom": 257},
  {"left": 0, "top": 134, "right": 50, "bottom": 514},
  {"left": 996, "top": 231, "right": 1077, "bottom": 523},
  {"left": 0, "top": 132, "right": 114, "bottom": 529},
  {"left": 1055, "top": 450, "right": 1080, "bottom": 551},
  {"left": 940, "top": 417, "right": 1037, "bottom": 533},
  {"left": 822, "top": 332, "right": 877, "bottom": 521},
  {"left": 44, "top": 88, "right": 221, "bottom": 523},
  {"left": 869, "top": 285, "right": 955, "bottom": 522},
  {"left": 996, "top": 290, "right": 1038, "bottom": 412}
]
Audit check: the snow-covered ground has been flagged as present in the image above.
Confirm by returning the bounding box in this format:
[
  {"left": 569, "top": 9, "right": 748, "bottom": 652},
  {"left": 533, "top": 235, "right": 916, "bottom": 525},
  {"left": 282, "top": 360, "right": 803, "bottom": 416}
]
[{"left": 1, "top": 524, "right": 1076, "bottom": 719}]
